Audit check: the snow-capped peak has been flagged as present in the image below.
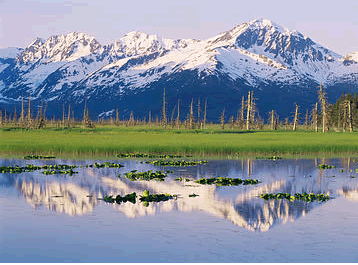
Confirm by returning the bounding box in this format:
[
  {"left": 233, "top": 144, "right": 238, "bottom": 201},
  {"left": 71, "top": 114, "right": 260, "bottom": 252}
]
[
  {"left": 246, "top": 18, "right": 302, "bottom": 37},
  {"left": 109, "top": 31, "right": 196, "bottom": 57},
  {"left": 108, "top": 32, "right": 161, "bottom": 57},
  {"left": 123, "top": 31, "right": 154, "bottom": 40},
  {"left": 343, "top": 51, "right": 358, "bottom": 62},
  {"left": 18, "top": 32, "right": 101, "bottom": 63},
  {"left": 28, "top": 37, "right": 45, "bottom": 47},
  {"left": 2, "top": 18, "right": 358, "bottom": 122},
  {"left": 247, "top": 18, "right": 288, "bottom": 33},
  {"left": 231, "top": 18, "right": 306, "bottom": 48},
  {"left": 208, "top": 18, "right": 301, "bottom": 48}
]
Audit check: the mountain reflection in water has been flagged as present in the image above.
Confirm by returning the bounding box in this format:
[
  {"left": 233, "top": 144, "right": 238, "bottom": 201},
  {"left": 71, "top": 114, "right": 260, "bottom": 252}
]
[
  {"left": 339, "top": 186, "right": 358, "bottom": 201},
  {"left": 2, "top": 157, "right": 357, "bottom": 232},
  {"left": 16, "top": 180, "right": 99, "bottom": 216}
]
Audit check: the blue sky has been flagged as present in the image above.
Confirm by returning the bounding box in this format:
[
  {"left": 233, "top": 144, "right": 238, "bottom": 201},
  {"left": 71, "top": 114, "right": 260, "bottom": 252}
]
[{"left": 1, "top": 0, "right": 358, "bottom": 55}]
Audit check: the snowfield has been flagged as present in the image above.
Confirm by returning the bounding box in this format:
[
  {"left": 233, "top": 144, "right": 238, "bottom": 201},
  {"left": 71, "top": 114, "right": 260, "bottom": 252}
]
[{"left": 0, "top": 18, "right": 357, "bottom": 118}]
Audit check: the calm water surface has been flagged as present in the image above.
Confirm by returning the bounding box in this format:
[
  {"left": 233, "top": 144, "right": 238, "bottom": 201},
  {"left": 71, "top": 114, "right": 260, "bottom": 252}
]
[{"left": 1, "top": 157, "right": 358, "bottom": 262}]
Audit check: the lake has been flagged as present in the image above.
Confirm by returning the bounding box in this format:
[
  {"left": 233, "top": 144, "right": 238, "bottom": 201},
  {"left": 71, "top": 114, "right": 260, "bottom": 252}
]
[{"left": 1, "top": 157, "right": 358, "bottom": 262}]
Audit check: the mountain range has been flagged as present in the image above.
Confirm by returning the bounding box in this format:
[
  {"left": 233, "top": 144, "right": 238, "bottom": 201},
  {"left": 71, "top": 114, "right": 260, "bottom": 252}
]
[{"left": 1, "top": 18, "right": 358, "bottom": 121}]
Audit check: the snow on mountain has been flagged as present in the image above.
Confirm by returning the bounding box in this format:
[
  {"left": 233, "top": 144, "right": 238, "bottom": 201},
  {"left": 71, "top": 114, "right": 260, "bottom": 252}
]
[
  {"left": 84, "top": 18, "right": 323, "bottom": 90},
  {"left": 109, "top": 31, "right": 197, "bottom": 57},
  {"left": 324, "top": 51, "right": 358, "bottom": 85},
  {"left": 17, "top": 32, "right": 102, "bottom": 64},
  {"left": 343, "top": 51, "right": 358, "bottom": 62},
  {"left": 0, "top": 47, "right": 23, "bottom": 74},
  {"left": 38, "top": 54, "right": 114, "bottom": 100},
  {"left": 219, "top": 18, "right": 342, "bottom": 84},
  {"left": 1, "top": 19, "right": 358, "bottom": 119},
  {"left": 5, "top": 19, "right": 348, "bottom": 92},
  {"left": 1, "top": 33, "right": 109, "bottom": 99}
]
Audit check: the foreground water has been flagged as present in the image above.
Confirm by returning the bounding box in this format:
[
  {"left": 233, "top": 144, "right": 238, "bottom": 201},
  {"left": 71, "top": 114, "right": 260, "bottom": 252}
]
[{"left": 1, "top": 157, "right": 358, "bottom": 262}]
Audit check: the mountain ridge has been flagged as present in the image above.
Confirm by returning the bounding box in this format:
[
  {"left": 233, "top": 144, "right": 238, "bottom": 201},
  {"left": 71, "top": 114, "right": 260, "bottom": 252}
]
[{"left": 0, "top": 19, "right": 357, "bottom": 120}]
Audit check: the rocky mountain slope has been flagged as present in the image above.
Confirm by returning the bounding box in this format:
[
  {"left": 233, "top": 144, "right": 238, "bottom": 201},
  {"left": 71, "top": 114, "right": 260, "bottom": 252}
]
[{"left": 1, "top": 19, "right": 357, "bottom": 120}]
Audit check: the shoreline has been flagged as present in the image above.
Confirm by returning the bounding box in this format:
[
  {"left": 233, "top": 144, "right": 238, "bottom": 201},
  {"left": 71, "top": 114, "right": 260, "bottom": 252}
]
[{"left": 1, "top": 125, "right": 358, "bottom": 159}]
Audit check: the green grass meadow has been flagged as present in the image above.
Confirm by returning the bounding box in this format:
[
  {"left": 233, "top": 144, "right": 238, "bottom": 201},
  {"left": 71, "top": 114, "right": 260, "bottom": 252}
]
[{"left": 1, "top": 125, "right": 358, "bottom": 158}]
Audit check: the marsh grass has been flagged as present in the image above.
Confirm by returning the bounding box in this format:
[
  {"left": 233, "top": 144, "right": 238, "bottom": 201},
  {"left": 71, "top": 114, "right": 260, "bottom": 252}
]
[{"left": 1, "top": 125, "right": 358, "bottom": 158}]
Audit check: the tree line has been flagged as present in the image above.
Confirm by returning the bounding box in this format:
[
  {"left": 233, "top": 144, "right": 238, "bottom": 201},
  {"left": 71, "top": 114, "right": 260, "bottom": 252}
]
[{"left": 0, "top": 84, "right": 357, "bottom": 132}]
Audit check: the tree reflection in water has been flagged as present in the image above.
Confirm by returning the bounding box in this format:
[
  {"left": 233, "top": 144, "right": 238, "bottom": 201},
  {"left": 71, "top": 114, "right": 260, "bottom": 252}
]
[
  {"left": 4, "top": 157, "right": 357, "bottom": 232},
  {"left": 13, "top": 173, "right": 327, "bottom": 232}
]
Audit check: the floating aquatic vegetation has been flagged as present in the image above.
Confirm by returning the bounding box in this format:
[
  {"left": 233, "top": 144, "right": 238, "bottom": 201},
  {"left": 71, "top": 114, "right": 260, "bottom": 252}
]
[
  {"left": 260, "top": 192, "right": 330, "bottom": 202},
  {"left": 103, "top": 195, "right": 115, "bottom": 203},
  {"left": 139, "top": 190, "right": 176, "bottom": 204},
  {"left": 23, "top": 155, "right": 56, "bottom": 160},
  {"left": 195, "top": 177, "right": 260, "bottom": 186},
  {"left": 142, "top": 190, "right": 149, "bottom": 197},
  {"left": 145, "top": 159, "right": 208, "bottom": 166},
  {"left": 42, "top": 164, "right": 76, "bottom": 170},
  {"left": 116, "top": 193, "right": 137, "bottom": 204},
  {"left": 175, "top": 177, "right": 190, "bottom": 182},
  {"left": 42, "top": 168, "right": 78, "bottom": 176},
  {"left": 117, "top": 153, "right": 182, "bottom": 159},
  {"left": 122, "top": 170, "right": 167, "bottom": 181},
  {"left": 317, "top": 164, "right": 335, "bottom": 169},
  {"left": 90, "top": 162, "right": 124, "bottom": 168},
  {"left": 256, "top": 155, "right": 282, "bottom": 160},
  {"left": 0, "top": 165, "right": 25, "bottom": 173},
  {"left": 189, "top": 194, "right": 199, "bottom": 197},
  {"left": 0, "top": 164, "right": 77, "bottom": 174},
  {"left": 102, "top": 192, "right": 137, "bottom": 204}
]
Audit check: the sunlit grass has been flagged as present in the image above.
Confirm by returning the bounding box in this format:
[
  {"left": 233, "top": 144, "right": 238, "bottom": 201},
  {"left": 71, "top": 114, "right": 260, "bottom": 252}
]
[{"left": 1, "top": 125, "right": 358, "bottom": 158}]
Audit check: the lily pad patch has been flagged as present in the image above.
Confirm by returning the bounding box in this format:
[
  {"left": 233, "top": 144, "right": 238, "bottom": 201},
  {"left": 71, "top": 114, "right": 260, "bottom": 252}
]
[
  {"left": 195, "top": 177, "right": 260, "bottom": 186},
  {"left": 260, "top": 192, "right": 330, "bottom": 202}
]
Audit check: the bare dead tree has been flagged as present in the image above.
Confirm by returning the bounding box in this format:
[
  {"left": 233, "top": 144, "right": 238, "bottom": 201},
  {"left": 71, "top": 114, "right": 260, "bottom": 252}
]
[
  {"left": 26, "top": 96, "right": 33, "bottom": 129},
  {"left": 348, "top": 100, "right": 353, "bottom": 132},
  {"left": 67, "top": 103, "right": 71, "bottom": 128},
  {"left": 148, "top": 111, "right": 152, "bottom": 126},
  {"left": 246, "top": 91, "right": 252, "bottom": 130},
  {"left": 175, "top": 99, "right": 181, "bottom": 129},
  {"left": 19, "top": 96, "right": 25, "bottom": 127},
  {"left": 318, "top": 83, "right": 328, "bottom": 132},
  {"left": 293, "top": 104, "right": 299, "bottom": 131},
  {"left": 269, "top": 110, "right": 277, "bottom": 130},
  {"left": 189, "top": 99, "right": 195, "bottom": 129},
  {"left": 170, "top": 105, "right": 176, "bottom": 128},
  {"left": 220, "top": 109, "right": 225, "bottom": 130}
]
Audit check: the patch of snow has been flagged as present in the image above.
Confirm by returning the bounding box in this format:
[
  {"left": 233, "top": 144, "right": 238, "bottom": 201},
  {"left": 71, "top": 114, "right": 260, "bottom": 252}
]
[
  {"left": 19, "top": 61, "right": 67, "bottom": 92},
  {"left": 102, "top": 57, "right": 132, "bottom": 70},
  {"left": 2, "top": 19, "right": 358, "bottom": 105},
  {"left": 0, "top": 80, "right": 5, "bottom": 91},
  {"left": 47, "top": 95, "right": 59, "bottom": 101},
  {"left": 98, "top": 109, "right": 115, "bottom": 118},
  {"left": 342, "top": 52, "right": 358, "bottom": 62},
  {"left": 19, "top": 32, "right": 101, "bottom": 63}
]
